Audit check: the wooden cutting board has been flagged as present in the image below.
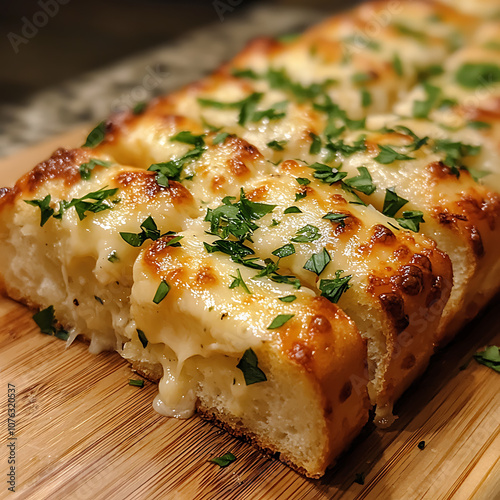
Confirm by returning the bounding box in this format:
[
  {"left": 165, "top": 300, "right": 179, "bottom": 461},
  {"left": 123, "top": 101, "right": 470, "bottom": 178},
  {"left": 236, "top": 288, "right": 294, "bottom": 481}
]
[{"left": 0, "top": 131, "right": 499, "bottom": 500}]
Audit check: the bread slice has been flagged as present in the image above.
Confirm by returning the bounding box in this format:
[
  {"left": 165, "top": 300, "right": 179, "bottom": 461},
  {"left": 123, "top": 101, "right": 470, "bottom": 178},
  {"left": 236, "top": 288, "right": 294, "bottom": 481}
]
[{"left": 126, "top": 222, "right": 370, "bottom": 477}]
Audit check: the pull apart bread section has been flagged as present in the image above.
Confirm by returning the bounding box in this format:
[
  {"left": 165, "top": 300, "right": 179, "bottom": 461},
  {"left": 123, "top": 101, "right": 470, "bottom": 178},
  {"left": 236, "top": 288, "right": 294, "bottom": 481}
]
[{"left": 1, "top": 0, "right": 500, "bottom": 479}]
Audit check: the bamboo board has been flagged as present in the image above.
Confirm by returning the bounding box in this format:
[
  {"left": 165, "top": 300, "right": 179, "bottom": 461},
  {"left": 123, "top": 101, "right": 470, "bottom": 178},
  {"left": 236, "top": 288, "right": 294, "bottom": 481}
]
[{"left": 0, "top": 131, "right": 499, "bottom": 500}]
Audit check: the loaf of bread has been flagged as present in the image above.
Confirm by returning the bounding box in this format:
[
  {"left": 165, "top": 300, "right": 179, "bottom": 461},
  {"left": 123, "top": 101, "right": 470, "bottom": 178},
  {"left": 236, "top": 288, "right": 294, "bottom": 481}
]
[{"left": 0, "top": 0, "right": 499, "bottom": 478}]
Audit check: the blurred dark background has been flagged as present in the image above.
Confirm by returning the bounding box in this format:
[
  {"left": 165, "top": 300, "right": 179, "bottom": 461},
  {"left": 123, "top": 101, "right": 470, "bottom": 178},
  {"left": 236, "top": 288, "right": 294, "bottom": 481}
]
[{"left": 0, "top": 0, "right": 358, "bottom": 108}]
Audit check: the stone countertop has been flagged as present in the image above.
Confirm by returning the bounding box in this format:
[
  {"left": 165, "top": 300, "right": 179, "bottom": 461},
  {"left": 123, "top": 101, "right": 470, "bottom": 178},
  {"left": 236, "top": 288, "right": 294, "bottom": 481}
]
[{"left": 0, "top": 4, "right": 325, "bottom": 158}]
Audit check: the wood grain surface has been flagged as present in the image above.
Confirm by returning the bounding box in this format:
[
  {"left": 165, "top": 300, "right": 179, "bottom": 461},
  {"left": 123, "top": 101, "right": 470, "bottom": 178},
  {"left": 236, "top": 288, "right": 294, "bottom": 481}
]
[{"left": 0, "top": 131, "right": 499, "bottom": 500}]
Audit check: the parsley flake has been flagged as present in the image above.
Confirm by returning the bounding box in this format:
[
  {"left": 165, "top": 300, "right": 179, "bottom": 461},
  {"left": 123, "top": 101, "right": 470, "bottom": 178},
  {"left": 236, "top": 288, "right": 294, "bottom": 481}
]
[
  {"left": 292, "top": 224, "right": 321, "bottom": 243},
  {"left": 236, "top": 348, "right": 267, "bottom": 384},
  {"left": 413, "top": 82, "right": 440, "bottom": 119},
  {"left": 374, "top": 145, "right": 415, "bottom": 164},
  {"left": 267, "top": 139, "right": 287, "bottom": 151},
  {"left": 32, "top": 306, "right": 68, "bottom": 340},
  {"left": 120, "top": 216, "right": 161, "bottom": 247},
  {"left": 382, "top": 188, "right": 409, "bottom": 217},
  {"left": 304, "top": 248, "right": 331, "bottom": 275},
  {"left": 129, "top": 379, "right": 144, "bottom": 388},
  {"left": 213, "top": 132, "right": 230, "bottom": 145},
  {"left": 284, "top": 206, "right": 302, "bottom": 214},
  {"left": 279, "top": 295, "right": 296, "bottom": 302},
  {"left": 137, "top": 329, "right": 148, "bottom": 348},
  {"left": 24, "top": 194, "right": 54, "bottom": 227},
  {"left": 473, "top": 345, "right": 500, "bottom": 373},
  {"left": 309, "top": 132, "right": 322, "bottom": 154},
  {"left": 272, "top": 243, "right": 296, "bottom": 258},
  {"left": 267, "top": 314, "right": 294, "bottom": 329},
  {"left": 319, "top": 270, "right": 352, "bottom": 303},
  {"left": 396, "top": 210, "right": 425, "bottom": 232},
  {"left": 229, "top": 268, "right": 252, "bottom": 294},
  {"left": 455, "top": 63, "right": 500, "bottom": 89},
  {"left": 309, "top": 162, "right": 348, "bottom": 185},
  {"left": 322, "top": 212, "right": 348, "bottom": 227},
  {"left": 343, "top": 166, "right": 376, "bottom": 195},
  {"left": 79, "top": 158, "right": 112, "bottom": 180},
  {"left": 107, "top": 250, "right": 119, "bottom": 263},
  {"left": 82, "top": 121, "right": 106, "bottom": 148},
  {"left": 209, "top": 452, "right": 237, "bottom": 468},
  {"left": 153, "top": 280, "right": 170, "bottom": 304}
]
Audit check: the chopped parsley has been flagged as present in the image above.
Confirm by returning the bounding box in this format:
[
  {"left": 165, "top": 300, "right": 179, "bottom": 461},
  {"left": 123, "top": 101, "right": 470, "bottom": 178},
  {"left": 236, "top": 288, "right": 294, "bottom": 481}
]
[
  {"left": 308, "top": 162, "right": 347, "bottom": 185},
  {"left": 374, "top": 145, "right": 415, "bottom": 164},
  {"left": 132, "top": 101, "right": 147, "bottom": 115},
  {"left": 229, "top": 268, "right": 252, "bottom": 294},
  {"left": 213, "top": 132, "right": 230, "bottom": 145},
  {"left": 392, "top": 53, "right": 403, "bottom": 76},
  {"left": 148, "top": 131, "right": 207, "bottom": 186},
  {"left": 137, "top": 329, "right": 148, "bottom": 348},
  {"left": 433, "top": 139, "right": 481, "bottom": 172},
  {"left": 295, "top": 191, "right": 307, "bottom": 202},
  {"left": 267, "top": 139, "right": 287, "bottom": 151},
  {"left": 208, "top": 452, "right": 237, "bottom": 467},
  {"left": 252, "top": 100, "right": 288, "bottom": 122},
  {"left": 291, "top": 224, "right": 321, "bottom": 243},
  {"left": 413, "top": 82, "right": 440, "bottom": 119},
  {"left": 309, "top": 132, "right": 322, "bottom": 154},
  {"left": 473, "top": 345, "right": 500, "bottom": 373},
  {"left": 120, "top": 216, "right": 161, "bottom": 247},
  {"left": 361, "top": 88, "right": 372, "bottom": 107},
  {"left": 322, "top": 212, "right": 348, "bottom": 227},
  {"left": 394, "top": 23, "right": 426, "bottom": 41},
  {"left": 107, "top": 250, "right": 119, "bottom": 263},
  {"left": 279, "top": 295, "right": 296, "bottom": 302},
  {"left": 24, "top": 194, "right": 54, "bottom": 227},
  {"left": 396, "top": 210, "right": 425, "bottom": 232},
  {"left": 296, "top": 177, "right": 310, "bottom": 186},
  {"left": 204, "top": 239, "right": 255, "bottom": 263},
  {"left": 467, "top": 121, "right": 491, "bottom": 130},
  {"left": 304, "top": 248, "right": 331, "bottom": 275},
  {"left": 198, "top": 92, "right": 263, "bottom": 126},
  {"left": 272, "top": 243, "right": 296, "bottom": 258},
  {"left": 313, "top": 94, "right": 365, "bottom": 138},
  {"left": 236, "top": 348, "right": 267, "bottom": 384},
  {"left": 319, "top": 270, "right": 352, "bottom": 303},
  {"left": 351, "top": 72, "right": 374, "bottom": 85},
  {"left": 354, "top": 472, "right": 366, "bottom": 485},
  {"left": 153, "top": 280, "right": 170, "bottom": 304},
  {"left": 455, "top": 63, "right": 500, "bottom": 89},
  {"left": 27, "top": 187, "right": 119, "bottom": 225},
  {"left": 63, "top": 187, "right": 119, "bottom": 221},
  {"left": 284, "top": 206, "right": 302, "bottom": 214},
  {"left": 343, "top": 166, "right": 376, "bottom": 195},
  {"left": 325, "top": 137, "right": 366, "bottom": 159},
  {"left": 382, "top": 188, "right": 409, "bottom": 217},
  {"left": 82, "top": 121, "right": 106, "bottom": 148},
  {"left": 266, "top": 67, "right": 331, "bottom": 102},
  {"left": 267, "top": 314, "right": 294, "bottom": 329},
  {"left": 129, "top": 379, "right": 144, "bottom": 388},
  {"left": 32, "top": 306, "right": 68, "bottom": 340},
  {"left": 205, "top": 189, "right": 276, "bottom": 243},
  {"left": 79, "top": 158, "right": 112, "bottom": 180}
]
